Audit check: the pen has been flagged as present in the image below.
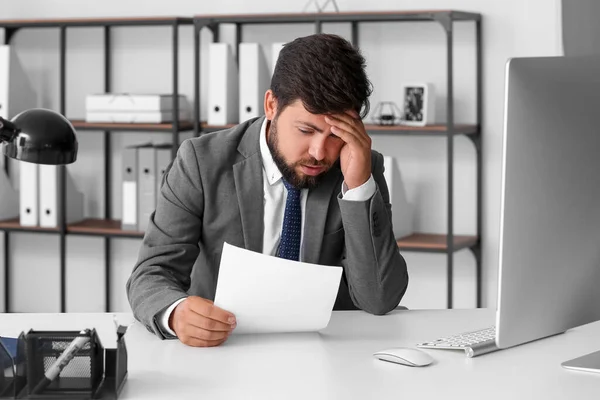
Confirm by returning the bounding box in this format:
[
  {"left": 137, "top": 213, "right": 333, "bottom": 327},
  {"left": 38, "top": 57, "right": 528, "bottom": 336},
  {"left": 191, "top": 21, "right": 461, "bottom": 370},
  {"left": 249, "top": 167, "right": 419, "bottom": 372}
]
[{"left": 30, "top": 329, "right": 91, "bottom": 395}]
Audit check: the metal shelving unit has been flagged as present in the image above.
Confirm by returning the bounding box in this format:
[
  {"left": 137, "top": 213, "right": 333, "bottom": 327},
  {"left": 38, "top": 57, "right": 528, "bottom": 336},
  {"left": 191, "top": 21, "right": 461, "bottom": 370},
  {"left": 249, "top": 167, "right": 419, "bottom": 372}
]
[
  {"left": 192, "top": 10, "right": 483, "bottom": 308},
  {"left": 0, "top": 10, "right": 482, "bottom": 313},
  {"left": 0, "top": 16, "right": 194, "bottom": 313}
]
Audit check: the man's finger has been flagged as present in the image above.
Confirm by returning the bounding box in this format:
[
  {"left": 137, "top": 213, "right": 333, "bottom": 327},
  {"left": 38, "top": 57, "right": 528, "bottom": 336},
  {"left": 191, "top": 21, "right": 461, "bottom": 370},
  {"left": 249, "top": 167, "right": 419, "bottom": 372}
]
[
  {"left": 188, "top": 297, "right": 236, "bottom": 325},
  {"left": 183, "top": 335, "right": 229, "bottom": 348},
  {"left": 328, "top": 112, "right": 358, "bottom": 129},
  {"left": 185, "top": 311, "right": 234, "bottom": 332},
  {"left": 325, "top": 115, "right": 369, "bottom": 147},
  {"left": 182, "top": 324, "right": 231, "bottom": 341}
]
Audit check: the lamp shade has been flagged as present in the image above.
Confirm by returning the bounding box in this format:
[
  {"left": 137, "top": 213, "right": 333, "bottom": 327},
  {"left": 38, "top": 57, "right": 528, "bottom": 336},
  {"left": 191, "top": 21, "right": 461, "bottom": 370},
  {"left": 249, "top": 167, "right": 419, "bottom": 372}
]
[{"left": 1, "top": 108, "right": 78, "bottom": 165}]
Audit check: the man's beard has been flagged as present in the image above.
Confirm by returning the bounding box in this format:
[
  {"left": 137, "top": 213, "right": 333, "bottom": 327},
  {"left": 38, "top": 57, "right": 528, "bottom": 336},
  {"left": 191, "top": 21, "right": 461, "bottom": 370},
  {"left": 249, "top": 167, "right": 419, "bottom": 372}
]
[{"left": 267, "top": 117, "right": 329, "bottom": 190}]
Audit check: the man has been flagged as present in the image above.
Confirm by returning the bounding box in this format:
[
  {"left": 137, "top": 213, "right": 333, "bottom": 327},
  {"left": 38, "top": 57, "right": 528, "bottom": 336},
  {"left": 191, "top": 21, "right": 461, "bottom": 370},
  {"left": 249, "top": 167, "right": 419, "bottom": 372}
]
[{"left": 126, "top": 33, "right": 409, "bottom": 347}]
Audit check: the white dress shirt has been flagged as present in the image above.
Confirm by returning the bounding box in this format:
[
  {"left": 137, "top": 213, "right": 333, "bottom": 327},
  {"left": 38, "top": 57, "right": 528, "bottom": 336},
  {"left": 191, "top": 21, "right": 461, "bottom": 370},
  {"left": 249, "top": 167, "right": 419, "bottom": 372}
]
[{"left": 159, "top": 118, "right": 376, "bottom": 337}]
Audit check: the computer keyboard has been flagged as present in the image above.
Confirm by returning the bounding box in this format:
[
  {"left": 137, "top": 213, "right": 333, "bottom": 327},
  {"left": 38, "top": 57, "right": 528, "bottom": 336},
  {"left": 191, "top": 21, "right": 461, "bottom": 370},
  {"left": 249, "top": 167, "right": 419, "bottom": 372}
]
[{"left": 417, "top": 326, "right": 500, "bottom": 357}]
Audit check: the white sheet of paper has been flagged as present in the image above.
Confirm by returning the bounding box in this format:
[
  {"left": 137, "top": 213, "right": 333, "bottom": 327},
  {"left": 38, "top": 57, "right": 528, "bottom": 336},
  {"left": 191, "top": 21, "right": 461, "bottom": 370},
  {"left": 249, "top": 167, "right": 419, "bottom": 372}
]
[{"left": 214, "top": 242, "right": 343, "bottom": 334}]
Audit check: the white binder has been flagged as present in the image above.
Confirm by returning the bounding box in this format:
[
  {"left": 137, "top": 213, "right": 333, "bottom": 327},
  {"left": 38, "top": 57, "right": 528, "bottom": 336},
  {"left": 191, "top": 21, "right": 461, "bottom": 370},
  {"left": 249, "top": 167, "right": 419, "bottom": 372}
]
[
  {"left": 0, "top": 168, "right": 19, "bottom": 221},
  {"left": 154, "top": 143, "right": 173, "bottom": 192},
  {"left": 382, "top": 156, "right": 414, "bottom": 239},
  {"left": 121, "top": 144, "right": 145, "bottom": 231},
  {"left": 39, "top": 165, "right": 85, "bottom": 228},
  {"left": 137, "top": 144, "right": 157, "bottom": 232},
  {"left": 0, "top": 44, "right": 37, "bottom": 120},
  {"left": 19, "top": 162, "right": 39, "bottom": 226},
  {"left": 239, "top": 43, "right": 270, "bottom": 122},
  {"left": 207, "top": 42, "right": 239, "bottom": 126},
  {"left": 271, "top": 42, "right": 286, "bottom": 76}
]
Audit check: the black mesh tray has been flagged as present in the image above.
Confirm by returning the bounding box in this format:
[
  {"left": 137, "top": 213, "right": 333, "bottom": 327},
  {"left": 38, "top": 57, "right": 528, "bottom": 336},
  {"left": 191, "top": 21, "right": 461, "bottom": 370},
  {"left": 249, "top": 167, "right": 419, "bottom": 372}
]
[{"left": 0, "top": 325, "right": 127, "bottom": 400}]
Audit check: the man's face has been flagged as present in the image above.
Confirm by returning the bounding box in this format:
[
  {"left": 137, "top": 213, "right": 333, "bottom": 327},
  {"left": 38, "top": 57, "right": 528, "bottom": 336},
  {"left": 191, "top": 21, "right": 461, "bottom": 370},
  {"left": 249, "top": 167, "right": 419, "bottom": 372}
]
[{"left": 266, "top": 99, "right": 345, "bottom": 189}]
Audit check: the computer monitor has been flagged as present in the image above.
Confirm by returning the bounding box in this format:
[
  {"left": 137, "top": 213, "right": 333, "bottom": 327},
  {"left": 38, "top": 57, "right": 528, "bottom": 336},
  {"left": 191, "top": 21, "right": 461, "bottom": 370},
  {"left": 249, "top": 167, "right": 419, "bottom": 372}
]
[{"left": 496, "top": 54, "right": 600, "bottom": 363}]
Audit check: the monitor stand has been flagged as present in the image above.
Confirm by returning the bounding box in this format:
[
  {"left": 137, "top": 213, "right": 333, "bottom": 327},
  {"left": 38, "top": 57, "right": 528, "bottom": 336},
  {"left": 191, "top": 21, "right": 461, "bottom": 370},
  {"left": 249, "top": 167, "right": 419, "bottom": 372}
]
[{"left": 561, "top": 350, "right": 600, "bottom": 374}]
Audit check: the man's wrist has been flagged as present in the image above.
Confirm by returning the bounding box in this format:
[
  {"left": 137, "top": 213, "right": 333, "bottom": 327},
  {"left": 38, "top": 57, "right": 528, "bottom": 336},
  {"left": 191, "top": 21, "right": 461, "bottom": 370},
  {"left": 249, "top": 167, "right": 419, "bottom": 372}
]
[
  {"left": 341, "top": 174, "right": 376, "bottom": 201},
  {"left": 159, "top": 297, "right": 187, "bottom": 337},
  {"left": 344, "top": 174, "right": 371, "bottom": 190}
]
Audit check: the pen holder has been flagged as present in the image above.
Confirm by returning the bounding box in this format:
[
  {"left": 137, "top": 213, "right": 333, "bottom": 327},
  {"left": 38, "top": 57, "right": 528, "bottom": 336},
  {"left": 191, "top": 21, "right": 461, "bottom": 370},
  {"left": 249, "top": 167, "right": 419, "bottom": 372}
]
[
  {"left": 0, "top": 326, "right": 127, "bottom": 400},
  {"left": 25, "top": 329, "right": 104, "bottom": 398}
]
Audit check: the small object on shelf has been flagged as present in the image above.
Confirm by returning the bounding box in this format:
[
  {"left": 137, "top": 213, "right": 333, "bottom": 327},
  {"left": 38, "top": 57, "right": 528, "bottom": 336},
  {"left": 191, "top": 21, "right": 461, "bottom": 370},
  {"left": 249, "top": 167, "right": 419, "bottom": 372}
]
[
  {"left": 371, "top": 101, "right": 403, "bottom": 126},
  {"left": 302, "top": 0, "right": 339, "bottom": 13},
  {"left": 399, "top": 83, "right": 436, "bottom": 127}
]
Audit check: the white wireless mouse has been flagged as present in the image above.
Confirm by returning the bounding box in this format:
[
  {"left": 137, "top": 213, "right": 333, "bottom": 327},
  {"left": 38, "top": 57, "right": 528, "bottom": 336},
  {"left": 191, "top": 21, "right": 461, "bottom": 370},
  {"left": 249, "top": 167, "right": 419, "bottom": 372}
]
[{"left": 373, "top": 347, "right": 435, "bottom": 367}]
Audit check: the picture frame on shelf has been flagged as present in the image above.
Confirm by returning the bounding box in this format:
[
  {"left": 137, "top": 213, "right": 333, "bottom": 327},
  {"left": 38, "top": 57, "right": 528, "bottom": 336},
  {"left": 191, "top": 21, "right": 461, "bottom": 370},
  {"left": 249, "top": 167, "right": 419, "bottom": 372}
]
[{"left": 399, "top": 83, "right": 436, "bottom": 127}]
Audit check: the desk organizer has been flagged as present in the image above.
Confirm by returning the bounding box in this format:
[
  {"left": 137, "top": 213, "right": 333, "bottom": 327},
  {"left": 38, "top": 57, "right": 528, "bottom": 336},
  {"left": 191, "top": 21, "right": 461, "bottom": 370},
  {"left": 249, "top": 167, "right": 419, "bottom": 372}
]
[{"left": 0, "top": 325, "right": 127, "bottom": 399}]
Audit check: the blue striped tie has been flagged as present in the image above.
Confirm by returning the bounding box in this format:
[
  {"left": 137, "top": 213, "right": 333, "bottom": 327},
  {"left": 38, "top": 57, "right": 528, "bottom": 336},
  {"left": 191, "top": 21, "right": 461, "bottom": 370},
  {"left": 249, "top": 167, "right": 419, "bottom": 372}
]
[{"left": 278, "top": 179, "right": 302, "bottom": 261}]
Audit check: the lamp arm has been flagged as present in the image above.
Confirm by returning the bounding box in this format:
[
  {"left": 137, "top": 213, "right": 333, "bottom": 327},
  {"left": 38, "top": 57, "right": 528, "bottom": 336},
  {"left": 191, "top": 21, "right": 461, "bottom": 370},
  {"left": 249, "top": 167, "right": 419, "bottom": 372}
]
[{"left": 0, "top": 116, "right": 19, "bottom": 143}]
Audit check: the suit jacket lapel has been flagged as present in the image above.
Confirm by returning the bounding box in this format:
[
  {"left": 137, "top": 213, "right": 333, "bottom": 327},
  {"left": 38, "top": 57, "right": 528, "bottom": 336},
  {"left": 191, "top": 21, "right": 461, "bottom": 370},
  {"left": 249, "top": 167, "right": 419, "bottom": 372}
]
[
  {"left": 303, "top": 165, "right": 343, "bottom": 264},
  {"left": 233, "top": 118, "right": 265, "bottom": 253}
]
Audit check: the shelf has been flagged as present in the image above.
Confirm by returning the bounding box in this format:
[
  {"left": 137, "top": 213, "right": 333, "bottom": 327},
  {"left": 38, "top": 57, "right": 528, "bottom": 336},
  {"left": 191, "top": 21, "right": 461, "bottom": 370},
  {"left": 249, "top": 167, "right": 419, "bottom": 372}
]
[
  {"left": 365, "top": 124, "right": 479, "bottom": 136},
  {"left": 0, "top": 17, "right": 194, "bottom": 28},
  {"left": 0, "top": 218, "right": 145, "bottom": 238},
  {"left": 67, "top": 219, "right": 144, "bottom": 238},
  {"left": 0, "top": 218, "right": 59, "bottom": 234},
  {"left": 0, "top": 217, "right": 477, "bottom": 250},
  {"left": 71, "top": 120, "right": 194, "bottom": 132},
  {"left": 194, "top": 10, "right": 481, "bottom": 25},
  {"left": 199, "top": 122, "right": 479, "bottom": 136},
  {"left": 397, "top": 233, "right": 478, "bottom": 253}
]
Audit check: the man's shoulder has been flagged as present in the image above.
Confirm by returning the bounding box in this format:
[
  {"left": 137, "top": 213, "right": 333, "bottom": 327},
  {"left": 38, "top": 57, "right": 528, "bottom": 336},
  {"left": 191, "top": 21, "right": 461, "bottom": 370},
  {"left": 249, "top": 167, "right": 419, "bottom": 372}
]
[
  {"left": 181, "top": 117, "right": 262, "bottom": 161},
  {"left": 370, "top": 149, "right": 384, "bottom": 171}
]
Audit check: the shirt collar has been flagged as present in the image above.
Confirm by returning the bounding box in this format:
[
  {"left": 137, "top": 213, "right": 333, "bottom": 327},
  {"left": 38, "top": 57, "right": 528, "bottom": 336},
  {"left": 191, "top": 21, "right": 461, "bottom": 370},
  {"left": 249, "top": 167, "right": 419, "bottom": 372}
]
[{"left": 259, "top": 117, "right": 283, "bottom": 186}]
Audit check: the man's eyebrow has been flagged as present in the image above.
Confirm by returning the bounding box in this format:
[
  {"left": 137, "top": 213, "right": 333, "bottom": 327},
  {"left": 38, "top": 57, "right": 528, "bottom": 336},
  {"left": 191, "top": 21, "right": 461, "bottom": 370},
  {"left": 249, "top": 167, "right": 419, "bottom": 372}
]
[{"left": 296, "top": 120, "right": 324, "bottom": 133}]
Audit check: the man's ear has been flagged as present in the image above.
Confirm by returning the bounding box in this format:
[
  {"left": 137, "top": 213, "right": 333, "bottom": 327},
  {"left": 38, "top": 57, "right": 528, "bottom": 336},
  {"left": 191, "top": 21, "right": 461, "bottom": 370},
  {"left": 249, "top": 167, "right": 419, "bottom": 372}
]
[{"left": 264, "top": 89, "right": 278, "bottom": 120}]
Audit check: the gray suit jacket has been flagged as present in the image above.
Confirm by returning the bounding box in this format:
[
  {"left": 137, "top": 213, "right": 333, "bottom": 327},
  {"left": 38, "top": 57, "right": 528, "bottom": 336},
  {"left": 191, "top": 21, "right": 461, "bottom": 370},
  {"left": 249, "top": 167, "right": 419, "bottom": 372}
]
[{"left": 126, "top": 116, "right": 408, "bottom": 338}]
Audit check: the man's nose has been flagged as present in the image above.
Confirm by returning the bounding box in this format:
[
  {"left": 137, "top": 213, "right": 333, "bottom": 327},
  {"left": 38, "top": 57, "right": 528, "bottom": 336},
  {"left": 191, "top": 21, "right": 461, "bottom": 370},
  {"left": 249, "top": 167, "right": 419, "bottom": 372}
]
[{"left": 308, "top": 135, "right": 328, "bottom": 161}]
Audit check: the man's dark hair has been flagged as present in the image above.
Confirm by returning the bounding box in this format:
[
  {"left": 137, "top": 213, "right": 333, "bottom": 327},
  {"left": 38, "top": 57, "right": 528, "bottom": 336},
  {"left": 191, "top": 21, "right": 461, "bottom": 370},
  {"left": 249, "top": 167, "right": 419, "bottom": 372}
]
[{"left": 270, "top": 33, "right": 373, "bottom": 119}]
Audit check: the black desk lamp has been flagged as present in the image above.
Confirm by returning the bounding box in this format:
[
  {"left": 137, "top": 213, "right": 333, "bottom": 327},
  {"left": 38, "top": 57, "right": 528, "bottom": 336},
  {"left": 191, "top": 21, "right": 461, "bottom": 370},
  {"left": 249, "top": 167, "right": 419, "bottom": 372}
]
[{"left": 0, "top": 108, "right": 77, "bottom": 165}]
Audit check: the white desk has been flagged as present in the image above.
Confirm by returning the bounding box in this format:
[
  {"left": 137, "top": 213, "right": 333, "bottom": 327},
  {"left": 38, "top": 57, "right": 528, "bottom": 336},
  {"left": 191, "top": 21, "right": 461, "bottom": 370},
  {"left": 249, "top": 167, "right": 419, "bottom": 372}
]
[{"left": 1, "top": 309, "right": 599, "bottom": 399}]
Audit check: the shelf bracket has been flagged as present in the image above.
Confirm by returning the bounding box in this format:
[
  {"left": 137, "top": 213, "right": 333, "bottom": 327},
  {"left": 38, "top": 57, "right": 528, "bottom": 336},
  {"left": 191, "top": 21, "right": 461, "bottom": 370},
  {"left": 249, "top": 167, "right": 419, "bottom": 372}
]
[
  {"left": 433, "top": 12, "right": 453, "bottom": 33},
  {"left": 466, "top": 132, "right": 481, "bottom": 151},
  {"left": 194, "top": 20, "right": 216, "bottom": 37},
  {"left": 467, "top": 243, "right": 481, "bottom": 264},
  {"left": 206, "top": 22, "right": 220, "bottom": 42},
  {"left": 4, "top": 28, "right": 18, "bottom": 44}
]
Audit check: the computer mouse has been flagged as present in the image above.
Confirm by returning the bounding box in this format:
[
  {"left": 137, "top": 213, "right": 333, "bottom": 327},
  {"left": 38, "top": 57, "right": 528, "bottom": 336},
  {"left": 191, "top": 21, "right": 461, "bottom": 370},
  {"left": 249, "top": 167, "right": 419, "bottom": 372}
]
[{"left": 373, "top": 347, "right": 435, "bottom": 367}]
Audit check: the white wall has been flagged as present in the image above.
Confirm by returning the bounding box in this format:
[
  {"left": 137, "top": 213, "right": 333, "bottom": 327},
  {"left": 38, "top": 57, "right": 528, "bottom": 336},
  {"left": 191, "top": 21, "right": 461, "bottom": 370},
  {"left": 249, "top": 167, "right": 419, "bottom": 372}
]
[{"left": 0, "top": 0, "right": 563, "bottom": 313}]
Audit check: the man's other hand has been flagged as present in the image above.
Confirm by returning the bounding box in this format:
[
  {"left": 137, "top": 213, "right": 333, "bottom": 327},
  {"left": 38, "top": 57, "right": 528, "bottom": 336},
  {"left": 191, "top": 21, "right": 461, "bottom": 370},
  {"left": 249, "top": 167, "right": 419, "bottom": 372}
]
[{"left": 169, "top": 296, "right": 236, "bottom": 347}]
